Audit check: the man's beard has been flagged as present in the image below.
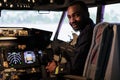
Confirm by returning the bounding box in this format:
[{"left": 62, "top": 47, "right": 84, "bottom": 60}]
[{"left": 71, "top": 20, "right": 86, "bottom": 32}]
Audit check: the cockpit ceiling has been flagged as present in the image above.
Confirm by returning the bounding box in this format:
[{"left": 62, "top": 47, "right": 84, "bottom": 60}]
[
  {"left": 0, "top": 0, "right": 120, "bottom": 10},
  {"left": 85, "top": 0, "right": 120, "bottom": 7}
]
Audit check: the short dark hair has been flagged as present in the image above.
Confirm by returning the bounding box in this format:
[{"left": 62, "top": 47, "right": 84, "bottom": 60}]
[
  {"left": 68, "top": 1, "right": 89, "bottom": 17},
  {"left": 69, "top": 1, "right": 88, "bottom": 12}
]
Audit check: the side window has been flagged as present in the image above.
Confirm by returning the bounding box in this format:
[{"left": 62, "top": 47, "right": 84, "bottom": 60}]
[
  {"left": 58, "top": 7, "right": 97, "bottom": 42},
  {"left": 89, "top": 7, "right": 97, "bottom": 24},
  {"left": 103, "top": 3, "right": 120, "bottom": 23}
]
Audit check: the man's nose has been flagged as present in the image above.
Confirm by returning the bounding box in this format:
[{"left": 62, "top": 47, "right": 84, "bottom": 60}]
[{"left": 70, "top": 17, "right": 75, "bottom": 23}]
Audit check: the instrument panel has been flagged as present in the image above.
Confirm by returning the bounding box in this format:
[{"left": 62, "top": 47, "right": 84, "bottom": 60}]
[
  {"left": 0, "top": 27, "right": 52, "bottom": 68},
  {"left": 0, "top": 27, "right": 52, "bottom": 80}
]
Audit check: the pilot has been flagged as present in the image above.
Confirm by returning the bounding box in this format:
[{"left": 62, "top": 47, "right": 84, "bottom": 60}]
[{"left": 46, "top": 0, "right": 95, "bottom": 76}]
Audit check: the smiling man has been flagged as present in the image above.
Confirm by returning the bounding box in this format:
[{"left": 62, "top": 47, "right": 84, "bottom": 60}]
[
  {"left": 46, "top": 1, "right": 95, "bottom": 76},
  {"left": 67, "top": 1, "right": 95, "bottom": 75}
]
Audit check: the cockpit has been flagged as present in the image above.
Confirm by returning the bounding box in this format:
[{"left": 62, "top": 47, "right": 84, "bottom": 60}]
[{"left": 0, "top": 0, "right": 120, "bottom": 80}]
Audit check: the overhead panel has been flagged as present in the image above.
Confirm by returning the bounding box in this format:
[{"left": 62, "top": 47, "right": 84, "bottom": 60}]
[
  {"left": 0, "top": 0, "right": 69, "bottom": 10},
  {"left": 0, "top": 0, "right": 34, "bottom": 9}
]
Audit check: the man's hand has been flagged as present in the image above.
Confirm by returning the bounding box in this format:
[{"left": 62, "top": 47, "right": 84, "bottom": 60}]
[{"left": 46, "top": 60, "right": 57, "bottom": 73}]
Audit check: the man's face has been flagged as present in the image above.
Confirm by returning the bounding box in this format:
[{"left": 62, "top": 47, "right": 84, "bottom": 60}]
[{"left": 67, "top": 5, "right": 84, "bottom": 31}]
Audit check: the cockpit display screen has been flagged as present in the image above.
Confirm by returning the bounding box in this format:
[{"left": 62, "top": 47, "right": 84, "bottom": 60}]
[
  {"left": 7, "top": 52, "right": 22, "bottom": 66},
  {"left": 6, "top": 50, "right": 40, "bottom": 68},
  {"left": 24, "top": 51, "right": 36, "bottom": 64}
]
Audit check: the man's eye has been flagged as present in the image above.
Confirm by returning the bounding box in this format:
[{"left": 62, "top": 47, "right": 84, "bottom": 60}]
[{"left": 75, "top": 13, "right": 81, "bottom": 17}]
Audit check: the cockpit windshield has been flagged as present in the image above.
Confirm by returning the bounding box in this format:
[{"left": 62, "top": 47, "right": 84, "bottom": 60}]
[{"left": 0, "top": 10, "right": 63, "bottom": 40}]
